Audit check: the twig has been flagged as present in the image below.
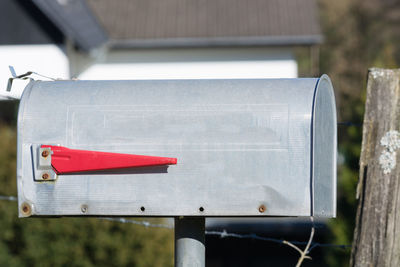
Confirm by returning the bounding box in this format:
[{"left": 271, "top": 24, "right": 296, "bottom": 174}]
[{"left": 295, "top": 217, "right": 315, "bottom": 267}]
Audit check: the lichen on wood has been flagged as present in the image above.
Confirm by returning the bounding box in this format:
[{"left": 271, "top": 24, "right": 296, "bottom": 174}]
[{"left": 351, "top": 68, "right": 400, "bottom": 267}]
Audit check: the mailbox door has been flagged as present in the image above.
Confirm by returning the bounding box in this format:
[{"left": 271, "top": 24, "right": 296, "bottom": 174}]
[{"left": 312, "top": 75, "right": 337, "bottom": 217}]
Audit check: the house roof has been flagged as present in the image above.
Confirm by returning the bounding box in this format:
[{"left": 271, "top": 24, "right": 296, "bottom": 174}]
[{"left": 32, "top": 0, "right": 322, "bottom": 51}]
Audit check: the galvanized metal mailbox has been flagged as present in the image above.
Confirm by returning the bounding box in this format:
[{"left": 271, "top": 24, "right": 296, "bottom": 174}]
[{"left": 16, "top": 75, "right": 336, "bottom": 218}]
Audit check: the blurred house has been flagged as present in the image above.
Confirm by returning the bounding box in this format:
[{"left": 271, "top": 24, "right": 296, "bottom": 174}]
[
  {"left": 0, "top": 0, "right": 68, "bottom": 99},
  {"left": 0, "top": 0, "right": 321, "bottom": 99},
  {"left": 0, "top": 0, "right": 327, "bottom": 265}
]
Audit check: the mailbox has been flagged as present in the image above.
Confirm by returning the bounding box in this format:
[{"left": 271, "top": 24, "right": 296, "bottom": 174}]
[{"left": 16, "top": 75, "right": 336, "bottom": 218}]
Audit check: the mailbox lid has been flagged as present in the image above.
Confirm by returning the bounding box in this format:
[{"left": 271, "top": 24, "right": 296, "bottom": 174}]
[{"left": 17, "top": 78, "right": 335, "bottom": 217}]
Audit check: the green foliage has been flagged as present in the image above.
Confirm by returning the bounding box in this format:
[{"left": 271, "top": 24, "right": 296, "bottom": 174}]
[{"left": 0, "top": 125, "right": 173, "bottom": 267}]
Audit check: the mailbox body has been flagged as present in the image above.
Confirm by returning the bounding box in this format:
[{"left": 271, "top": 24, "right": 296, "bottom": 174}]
[{"left": 17, "top": 76, "right": 336, "bottom": 217}]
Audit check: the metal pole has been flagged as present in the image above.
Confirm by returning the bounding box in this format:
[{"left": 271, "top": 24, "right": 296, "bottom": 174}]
[{"left": 175, "top": 217, "right": 205, "bottom": 267}]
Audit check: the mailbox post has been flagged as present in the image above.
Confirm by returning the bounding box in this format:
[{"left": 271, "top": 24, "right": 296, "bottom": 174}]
[
  {"left": 16, "top": 76, "right": 336, "bottom": 266},
  {"left": 175, "top": 217, "right": 205, "bottom": 267}
]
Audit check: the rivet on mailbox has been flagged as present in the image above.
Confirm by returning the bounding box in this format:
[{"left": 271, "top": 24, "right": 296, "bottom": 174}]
[{"left": 16, "top": 76, "right": 336, "bottom": 218}]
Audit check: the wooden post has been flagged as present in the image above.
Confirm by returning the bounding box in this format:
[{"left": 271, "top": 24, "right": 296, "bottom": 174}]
[{"left": 351, "top": 68, "right": 400, "bottom": 266}]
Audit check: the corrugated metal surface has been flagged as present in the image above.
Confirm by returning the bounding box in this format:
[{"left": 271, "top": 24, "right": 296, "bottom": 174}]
[{"left": 17, "top": 78, "right": 336, "bottom": 217}]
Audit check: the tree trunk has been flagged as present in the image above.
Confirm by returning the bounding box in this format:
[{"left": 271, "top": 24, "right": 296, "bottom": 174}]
[{"left": 351, "top": 68, "right": 400, "bottom": 266}]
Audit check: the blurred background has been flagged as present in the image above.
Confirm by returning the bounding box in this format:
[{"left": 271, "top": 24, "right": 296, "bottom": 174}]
[{"left": 1, "top": 0, "right": 399, "bottom": 266}]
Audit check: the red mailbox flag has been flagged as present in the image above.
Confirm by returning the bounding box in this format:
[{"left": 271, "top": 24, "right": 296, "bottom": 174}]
[{"left": 41, "top": 145, "right": 177, "bottom": 174}]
